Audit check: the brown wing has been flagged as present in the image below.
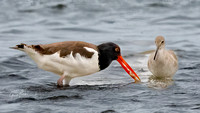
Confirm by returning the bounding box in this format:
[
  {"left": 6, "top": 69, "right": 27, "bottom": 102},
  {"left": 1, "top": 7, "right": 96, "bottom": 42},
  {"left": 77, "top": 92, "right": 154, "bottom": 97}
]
[{"left": 31, "top": 41, "right": 98, "bottom": 58}]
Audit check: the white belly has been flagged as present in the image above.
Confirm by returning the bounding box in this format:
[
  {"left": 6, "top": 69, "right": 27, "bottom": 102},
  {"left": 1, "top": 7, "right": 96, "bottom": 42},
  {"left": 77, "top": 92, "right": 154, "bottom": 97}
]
[{"left": 25, "top": 47, "right": 100, "bottom": 78}]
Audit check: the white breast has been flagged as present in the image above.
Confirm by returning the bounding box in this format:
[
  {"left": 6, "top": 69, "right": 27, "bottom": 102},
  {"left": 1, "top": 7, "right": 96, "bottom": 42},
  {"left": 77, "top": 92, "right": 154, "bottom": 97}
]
[{"left": 24, "top": 46, "right": 100, "bottom": 78}]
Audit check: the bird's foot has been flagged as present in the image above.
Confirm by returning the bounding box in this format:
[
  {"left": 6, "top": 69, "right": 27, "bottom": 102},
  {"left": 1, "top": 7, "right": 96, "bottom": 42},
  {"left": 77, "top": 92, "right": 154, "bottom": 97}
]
[{"left": 57, "top": 75, "right": 65, "bottom": 87}]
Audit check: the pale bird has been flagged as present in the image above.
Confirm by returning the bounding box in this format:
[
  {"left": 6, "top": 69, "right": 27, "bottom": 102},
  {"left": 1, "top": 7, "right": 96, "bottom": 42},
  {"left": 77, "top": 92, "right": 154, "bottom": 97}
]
[{"left": 148, "top": 36, "right": 178, "bottom": 79}]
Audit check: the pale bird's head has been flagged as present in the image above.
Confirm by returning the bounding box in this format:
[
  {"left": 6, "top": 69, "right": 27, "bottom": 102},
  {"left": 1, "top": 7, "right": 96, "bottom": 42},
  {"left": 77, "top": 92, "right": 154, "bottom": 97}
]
[
  {"left": 155, "top": 36, "right": 165, "bottom": 49},
  {"left": 154, "top": 36, "right": 165, "bottom": 60}
]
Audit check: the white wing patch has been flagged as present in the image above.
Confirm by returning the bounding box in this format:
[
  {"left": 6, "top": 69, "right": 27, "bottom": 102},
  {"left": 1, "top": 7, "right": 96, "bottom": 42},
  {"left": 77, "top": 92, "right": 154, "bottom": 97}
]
[{"left": 84, "top": 47, "right": 98, "bottom": 54}]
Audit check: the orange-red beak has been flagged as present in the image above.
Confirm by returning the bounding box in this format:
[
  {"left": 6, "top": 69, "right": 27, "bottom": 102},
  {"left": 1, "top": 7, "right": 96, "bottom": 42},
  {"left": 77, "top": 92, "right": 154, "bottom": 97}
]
[{"left": 117, "top": 55, "right": 141, "bottom": 82}]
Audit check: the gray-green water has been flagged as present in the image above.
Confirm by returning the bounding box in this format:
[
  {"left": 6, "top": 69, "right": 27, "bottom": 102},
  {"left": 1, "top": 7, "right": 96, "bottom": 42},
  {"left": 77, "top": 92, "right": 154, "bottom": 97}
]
[{"left": 0, "top": 0, "right": 200, "bottom": 112}]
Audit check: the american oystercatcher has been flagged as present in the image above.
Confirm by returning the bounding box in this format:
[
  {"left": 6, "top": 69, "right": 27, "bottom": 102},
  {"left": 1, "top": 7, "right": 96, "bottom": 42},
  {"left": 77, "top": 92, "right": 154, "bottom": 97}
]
[
  {"left": 148, "top": 36, "right": 178, "bottom": 79},
  {"left": 11, "top": 41, "right": 140, "bottom": 86}
]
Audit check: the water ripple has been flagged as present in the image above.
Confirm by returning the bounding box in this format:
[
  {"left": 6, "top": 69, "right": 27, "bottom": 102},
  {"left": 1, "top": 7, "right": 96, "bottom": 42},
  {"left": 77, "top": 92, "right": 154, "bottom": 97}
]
[
  {"left": 51, "top": 27, "right": 107, "bottom": 33},
  {"left": 0, "top": 74, "right": 28, "bottom": 80},
  {"left": 7, "top": 97, "right": 36, "bottom": 104}
]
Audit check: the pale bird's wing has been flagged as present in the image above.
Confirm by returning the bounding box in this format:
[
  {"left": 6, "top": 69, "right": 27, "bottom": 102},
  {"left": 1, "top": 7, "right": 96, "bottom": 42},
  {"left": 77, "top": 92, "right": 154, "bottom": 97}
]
[{"left": 168, "top": 50, "right": 178, "bottom": 60}]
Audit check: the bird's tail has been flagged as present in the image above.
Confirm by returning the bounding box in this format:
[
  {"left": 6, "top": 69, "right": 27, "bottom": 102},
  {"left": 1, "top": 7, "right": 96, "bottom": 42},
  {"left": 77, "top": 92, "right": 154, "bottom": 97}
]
[{"left": 10, "top": 43, "right": 28, "bottom": 51}]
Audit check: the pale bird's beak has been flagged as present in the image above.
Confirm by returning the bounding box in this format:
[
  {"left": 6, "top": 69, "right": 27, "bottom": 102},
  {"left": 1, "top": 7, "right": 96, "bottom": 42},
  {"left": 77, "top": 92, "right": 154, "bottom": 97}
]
[
  {"left": 117, "top": 55, "right": 141, "bottom": 82},
  {"left": 154, "top": 47, "right": 159, "bottom": 60}
]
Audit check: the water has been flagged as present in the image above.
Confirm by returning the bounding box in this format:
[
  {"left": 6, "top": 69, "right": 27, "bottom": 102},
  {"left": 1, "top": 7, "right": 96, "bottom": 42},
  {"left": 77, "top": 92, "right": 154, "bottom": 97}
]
[{"left": 0, "top": 0, "right": 200, "bottom": 112}]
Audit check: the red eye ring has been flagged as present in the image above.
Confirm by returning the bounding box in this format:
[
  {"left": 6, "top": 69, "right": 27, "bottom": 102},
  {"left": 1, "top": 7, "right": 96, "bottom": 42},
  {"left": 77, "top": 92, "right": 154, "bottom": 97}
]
[{"left": 115, "top": 47, "right": 120, "bottom": 52}]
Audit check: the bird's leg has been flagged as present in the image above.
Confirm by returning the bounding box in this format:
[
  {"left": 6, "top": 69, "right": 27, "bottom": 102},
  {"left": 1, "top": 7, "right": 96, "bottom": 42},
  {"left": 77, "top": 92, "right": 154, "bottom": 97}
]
[
  {"left": 57, "top": 75, "right": 65, "bottom": 87},
  {"left": 63, "top": 77, "right": 72, "bottom": 86},
  {"left": 57, "top": 75, "right": 72, "bottom": 87}
]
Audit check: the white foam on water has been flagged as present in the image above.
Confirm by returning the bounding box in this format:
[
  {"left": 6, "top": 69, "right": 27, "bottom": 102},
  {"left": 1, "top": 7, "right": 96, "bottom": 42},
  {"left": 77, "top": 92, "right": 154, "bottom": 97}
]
[{"left": 133, "top": 54, "right": 152, "bottom": 83}]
